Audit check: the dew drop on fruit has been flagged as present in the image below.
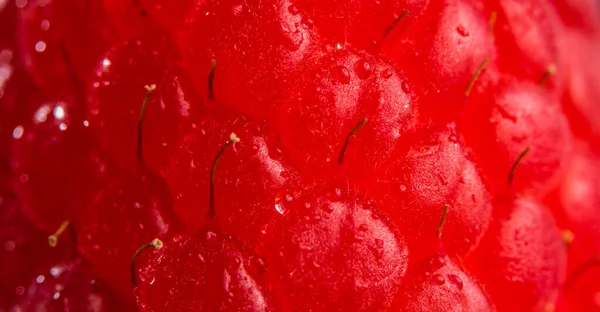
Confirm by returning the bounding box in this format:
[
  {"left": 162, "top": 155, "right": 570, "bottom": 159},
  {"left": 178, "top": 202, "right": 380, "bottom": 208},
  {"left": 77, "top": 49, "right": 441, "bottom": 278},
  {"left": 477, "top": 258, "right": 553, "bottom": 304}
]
[
  {"left": 275, "top": 203, "right": 285, "bottom": 215},
  {"left": 401, "top": 81, "right": 410, "bottom": 93},
  {"left": 332, "top": 66, "right": 351, "bottom": 84},
  {"left": 355, "top": 60, "right": 372, "bottom": 79},
  {"left": 432, "top": 274, "right": 446, "bottom": 285},
  {"left": 399, "top": 185, "right": 407, "bottom": 192},
  {"left": 382, "top": 69, "right": 393, "bottom": 79},
  {"left": 447, "top": 274, "right": 464, "bottom": 290}
]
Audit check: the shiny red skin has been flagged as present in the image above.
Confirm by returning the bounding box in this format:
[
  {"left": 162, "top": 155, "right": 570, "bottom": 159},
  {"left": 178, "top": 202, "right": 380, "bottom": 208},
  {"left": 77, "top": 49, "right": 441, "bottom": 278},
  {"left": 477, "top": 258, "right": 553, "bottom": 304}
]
[
  {"left": 546, "top": 142, "right": 600, "bottom": 311},
  {"left": 10, "top": 92, "right": 113, "bottom": 232},
  {"left": 492, "top": 0, "right": 566, "bottom": 90},
  {"left": 0, "top": 193, "right": 67, "bottom": 307},
  {"left": 167, "top": 107, "right": 299, "bottom": 244},
  {"left": 466, "top": 195, "right": 567, "bottom": 312},
  {"left": 13, "top": 258, "right": 136, "bottom": 311},
  {"left": 77, "top": 167, "right": 184, "bottom": 297},
  {"left": 135, "top": 230, "right": 272, "bottom": 311},
  {"left": 366, "top": 125, "right": 492, "bottom": 261},
  {"left": 382, "top": 0, "right": 497, "bottom": 122},
  {"left": 257, "top": 185, "right": 409, "bottom": 311},
  {"left": 87, "top": 31, "right": 201, "bottom": 175},
  {"left": 459, "top": 78, "right": 572, "bottom": 197},
  {"left": 15, "top": 0, "right": 118, "bottom": 96},
  {"left": 176, "top": 0, "right": 320, "bottom": 119},
  {"left": 390, "top": 254, "right": 494, "bottom": 312},
  {"left": 560, "top": 30, "right": 600, "bottom": 145},
  {"left": 277, "top": 47, "right": 415, "bottom": 183},
  {"left": 291, "top": 0, "right": 429, "bottom": 51}
]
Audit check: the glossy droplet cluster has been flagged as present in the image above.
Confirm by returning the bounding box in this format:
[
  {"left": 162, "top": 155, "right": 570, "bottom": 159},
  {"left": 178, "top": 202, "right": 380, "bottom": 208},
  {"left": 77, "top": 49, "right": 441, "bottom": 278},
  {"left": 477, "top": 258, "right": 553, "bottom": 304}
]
[{"left": 1, "top": 0, "right": 600, "bottom": 311}]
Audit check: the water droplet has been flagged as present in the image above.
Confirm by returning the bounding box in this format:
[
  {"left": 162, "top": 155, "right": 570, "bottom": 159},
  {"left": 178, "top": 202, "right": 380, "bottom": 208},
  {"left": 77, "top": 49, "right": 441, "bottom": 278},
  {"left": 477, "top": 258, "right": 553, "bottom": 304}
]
[
  {"left": 447, "top": 274, "right": 464, "bottom": 290},
  {"left": 382, "top": 69, "right": 393, "bottom": 79},
  {"left": 36, "top": 275, "right": 45, "bottom": 284},
  {"left": 427, "top": 256, "right": 446, "bottom": 271},
  {"left": 355, "top": 59, "right": 372, "bottom": 79},
  {"left": 275, "top": 203, "right": 285, "bottom": 215},
  {"left": 401, "top": 81, "right": 410, "bottom": 93},
  {"left": 304, "top": 202, "right": 312, "bottom": 209},
  {"left": 34, "top": 105, "right": 51, "bottom": 123},
  {"left": 15, "top": 286, "right": 24, "bottom": 296},
  {"left": 285, "top": 194, "right": 293, "bottom": 202},
  {"left": 431, "top": 274, "right": 446, "bottom": 285},
  {"left": 456, "top": 25, "right": 469, "bottom": 37},
  {"left": 334, "top": 188, "right": 342, "bottom": 197},
  {"left": 399, "top": 185, "right": 407, "bottom": 192},
  {"left": 35, "top": 41, "right": 46, "bottom": 52},
  {"left": 332, "top": 66, "right": 351, "bottom": 84},
  {"left": 40, "top": 20, "right": 50, "bottom": 31},
  {"left": 12, "top": 125, "right": 23, "bottom": 139}
]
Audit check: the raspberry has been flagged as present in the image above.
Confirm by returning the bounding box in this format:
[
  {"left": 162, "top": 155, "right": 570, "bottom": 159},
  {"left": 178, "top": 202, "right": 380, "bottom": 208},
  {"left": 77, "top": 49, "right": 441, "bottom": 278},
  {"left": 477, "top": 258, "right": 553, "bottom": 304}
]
[{"left": 2, "top": 0, "right": 600, "bottom": 310}]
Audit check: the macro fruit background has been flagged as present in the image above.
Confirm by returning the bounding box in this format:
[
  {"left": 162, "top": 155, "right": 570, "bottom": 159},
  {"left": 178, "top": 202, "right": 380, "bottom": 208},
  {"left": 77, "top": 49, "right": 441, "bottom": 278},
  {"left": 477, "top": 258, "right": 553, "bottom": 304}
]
[{"left": 0, "top": 0, "right": 599, "bottom": 311}]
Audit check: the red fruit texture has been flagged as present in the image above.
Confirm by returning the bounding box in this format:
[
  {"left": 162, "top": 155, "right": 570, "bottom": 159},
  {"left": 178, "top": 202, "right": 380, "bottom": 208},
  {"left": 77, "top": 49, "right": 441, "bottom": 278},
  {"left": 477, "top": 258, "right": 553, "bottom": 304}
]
[
  {"left": 87, "top": 31, "right": 201, "bottom": 175},
  {"left": 77, "top": 167, "right": 183, "bottom": 296},
  {"left": 277, "top": 47, "right": 415, "bottom": 182},
  {"left": 382, "top": 0, "right": 497, "bottom": 122},
  {"left": 257, "top": 185, "right": 408, "bottom": 311},
  {"left": 14, "top": 0, "right": 118, "bottom": 96},
  {"left": 137, "top": 0, "right": 196, "bottom": 35},
  {"left": 176, "top": 0, "right": 320, "bottom": 118},
  {"left": 135, "top": 230, "right": 272, "bottom": 311},
  {"left": 560, "top": 30, "right": 600, "bottom": 145},
  {"left": 1, "top": 0, "right": 600, "bottom": 311},
  {"left": 10, "top": 88, "right": 112, "bottom": 232},
  {"left": 168, "top": 108, "right": 299, "bottom": 244},
  {"left": 491, "top": 0, "right": 566, "bottom": 90},
  {"left": 13, "top": 258, "right": 135, "bottom": 311},
  {"left": 0, "top": 193, "right": 66, "bottom": 307},
  {"left": 545, "top": 142, "right": 600, "bottom": 311},
  {"left": 367, "top": 125, "right": 492, "bottom": 261},
  {"left": 466, "top": 195, "right": 567, "bottom": 312},
  {"left": 390, "top": 254, "right": 494, "bottom": 311},
  {"left": 291, "top": 0, "right": 429, "bottom": 51},
  {"left": 459, "top": 78, "right": 572, "bottom": 197}
]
